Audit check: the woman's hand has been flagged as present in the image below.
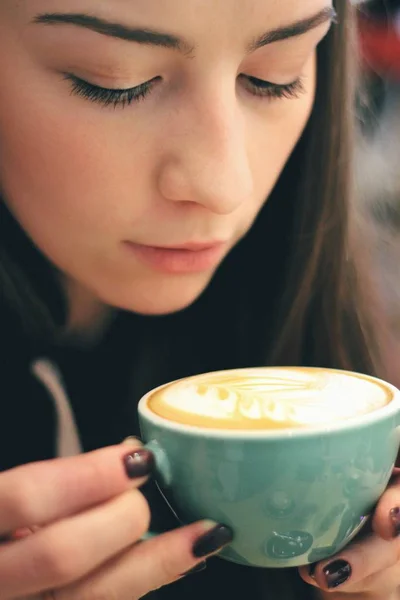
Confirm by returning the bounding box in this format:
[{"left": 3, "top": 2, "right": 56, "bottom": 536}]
[
  {"left": 0, "top": 442, "right": 232, "bottom": 600},
  {"left": 300, "top": 470, "right": 400, "bottom": 599}
]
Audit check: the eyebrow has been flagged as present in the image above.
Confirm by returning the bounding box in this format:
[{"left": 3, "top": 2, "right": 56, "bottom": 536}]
[
  {"left": 249, "top": 6, "right": 337, "bottom": 51},
  {"left": 32, "top": 6, "right": 336, "bottom": 54}
]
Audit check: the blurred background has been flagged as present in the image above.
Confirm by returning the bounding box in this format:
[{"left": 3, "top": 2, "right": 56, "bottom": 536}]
[{"left": 355, "top": 0, "right": 399, "bottom": 385}]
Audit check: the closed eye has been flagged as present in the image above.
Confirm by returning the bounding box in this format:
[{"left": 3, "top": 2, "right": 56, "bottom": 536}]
[
  {"left": 241, "top": 75, "right": 305, "bottom": 100},
  {"left": 64, "top": 73, "right": 305, "bottom": 109},
  {"left": 64, "top": 73, "right": 160, "bottom": 108}
]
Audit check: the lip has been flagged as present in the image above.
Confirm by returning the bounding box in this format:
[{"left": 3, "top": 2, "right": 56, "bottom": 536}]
[{"left": 124, "top": 241, "right": 227, "bottom": 274}]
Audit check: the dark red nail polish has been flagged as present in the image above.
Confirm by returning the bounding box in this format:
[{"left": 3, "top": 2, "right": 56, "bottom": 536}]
[
  {"left": 323, "top": 560, "right": 352, "bottom": 589},
  {"left": 192, "top": 525, "right": 234, "bottom": 558},
  {"left": 123, "top": 449, "right": 154, "bottom": 479},
  {"left": 390, "top": 507, "right": 400, "bottom": 537}
]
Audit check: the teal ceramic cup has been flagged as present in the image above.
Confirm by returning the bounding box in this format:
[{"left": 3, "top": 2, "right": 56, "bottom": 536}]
[{"left": 138, "top": 368, "right": 400, "bottom": 568}]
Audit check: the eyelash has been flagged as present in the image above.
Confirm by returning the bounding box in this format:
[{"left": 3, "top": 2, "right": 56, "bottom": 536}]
[
  {"left": 243, "top": 75, "right": 305, "bottom": 101},
  {"left": 64, "top": 74, "right": 158, "bottom": 108},
  {"left": 64, "top": 73, "right": 305, "bottom": 109}
]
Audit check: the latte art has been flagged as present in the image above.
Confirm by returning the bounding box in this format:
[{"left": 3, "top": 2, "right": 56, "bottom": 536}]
[{"left": 147, "top": 368, "right": 392, "bottom": 430}]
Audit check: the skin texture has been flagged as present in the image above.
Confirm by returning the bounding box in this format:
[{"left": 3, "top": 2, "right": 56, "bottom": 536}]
[
  {"left": 1, "top": 2, "right": 399, "bottom": 600},
  {"left": 0, "top": 0, "right": 330, "bottom": 328}
]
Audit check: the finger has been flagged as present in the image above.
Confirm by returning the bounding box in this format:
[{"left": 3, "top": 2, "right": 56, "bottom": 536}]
[
  {"left": 0, "top": 488, "right": 151, "bottom": 598},
  {"left": 0, "top": 441, "right": 153, "bottom": 534},
  {"left": 299, "top": 533, "right": 400, "bottom": 592},
  {"left": 58, "top": 521, "right": 234, "bottom": 600},
  {"left": 345, "top": 561, "right": 400, "bottom": 597},
  {"left": 302, "top": 559, "right": 400, "bottom": 598},
  {"left": 372, "top": 473, "right": 400, "bottom": 540}
]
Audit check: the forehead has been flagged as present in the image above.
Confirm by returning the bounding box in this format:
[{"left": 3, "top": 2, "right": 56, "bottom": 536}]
[{"left": 6, "top": 0, "right": 332, "bottom": 33}]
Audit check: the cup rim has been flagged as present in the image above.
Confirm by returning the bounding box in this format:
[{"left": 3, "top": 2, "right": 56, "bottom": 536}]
[{"left": 138, "top": 367, "right": 400, "bottom": 439}]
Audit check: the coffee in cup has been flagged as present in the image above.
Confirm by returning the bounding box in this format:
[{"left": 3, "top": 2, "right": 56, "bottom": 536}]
[
  {"left": 147, "top": 367, "right": 392, "bottom": 430},
  {"left": 138, "top": 367, "right": 400, "bottom": 568}
]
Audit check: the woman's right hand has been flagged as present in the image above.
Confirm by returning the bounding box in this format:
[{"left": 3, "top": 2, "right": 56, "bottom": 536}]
[{"left": 0, "top": 442, "right": 233, "bottom": 600}]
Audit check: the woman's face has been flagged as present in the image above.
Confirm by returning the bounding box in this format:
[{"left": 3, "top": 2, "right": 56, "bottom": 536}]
[{"left": 0, "top": 0, "right": 333, "bottom": 319}]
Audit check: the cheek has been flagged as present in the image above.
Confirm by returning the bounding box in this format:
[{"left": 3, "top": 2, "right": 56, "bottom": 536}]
[
  {"left": 249, "top": 56, "right": 316, "bottom": 212},
  {"left": 0, "top": 81, "right": 152, "bottom": 258}
]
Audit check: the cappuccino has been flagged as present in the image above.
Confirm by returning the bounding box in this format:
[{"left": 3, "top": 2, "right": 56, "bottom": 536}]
[{"left": 147, "top": 368, "right": 393, "bottom": 430}]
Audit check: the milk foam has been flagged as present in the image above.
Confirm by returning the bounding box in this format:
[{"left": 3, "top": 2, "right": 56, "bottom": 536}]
[{"left": 155, "top": 369, "right": 390, "bottom": 427}]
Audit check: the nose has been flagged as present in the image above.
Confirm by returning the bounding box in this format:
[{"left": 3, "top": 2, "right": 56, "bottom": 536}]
[{"left": 157, "top": 90, "right": 254, "bottom": 215}]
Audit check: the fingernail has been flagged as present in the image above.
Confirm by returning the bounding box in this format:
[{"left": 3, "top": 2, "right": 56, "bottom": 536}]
[
  {"left": 323, "top": 560, "right": 352, "bottom": 589},
  {"left": 123, "top": 449, "right": 154, "bottom": 479},
  {"left": 122, "top": 436, "right": 142, "bottom": 446},
  {"left": 308, "top": 563, "right": 317, "bottom": 580},
  {"left": 192, "top": 522, "right": 234, "bottom": 558},
  {"left": 180, "top": 561, "right": 207, "bottom": 577},
  {"left": 390, "top": 507, "right": 400, "bottom": 537}
]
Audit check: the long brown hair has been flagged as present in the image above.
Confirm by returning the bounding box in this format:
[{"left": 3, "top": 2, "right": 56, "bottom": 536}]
[
  {"left": 0, "top": 1, "right": 384, "bottom": 384},
  {"left": 269, "top": 0, "right": 378, "bottom": 371}
]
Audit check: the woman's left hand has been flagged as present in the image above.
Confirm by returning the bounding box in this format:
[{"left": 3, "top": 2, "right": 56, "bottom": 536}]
[{"left": 300, "top": 470, "right": 400, "bottom": 599}]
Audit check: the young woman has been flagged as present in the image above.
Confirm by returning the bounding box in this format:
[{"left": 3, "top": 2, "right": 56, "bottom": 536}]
[{"left": 0, "top": 1, "right": 399, "bottom": 599}]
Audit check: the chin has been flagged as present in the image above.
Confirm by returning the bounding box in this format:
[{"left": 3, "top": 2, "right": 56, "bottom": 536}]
[
  {"left": 129, "top": 296, "right": 199, "bottom": 316},
  {"left": 101, "top": 275, "right": 213, "bottom": 317}
]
